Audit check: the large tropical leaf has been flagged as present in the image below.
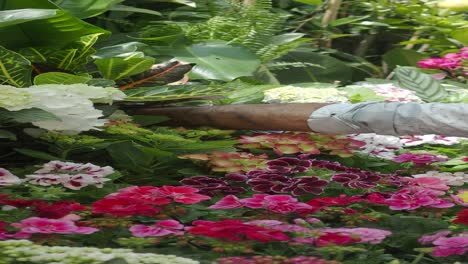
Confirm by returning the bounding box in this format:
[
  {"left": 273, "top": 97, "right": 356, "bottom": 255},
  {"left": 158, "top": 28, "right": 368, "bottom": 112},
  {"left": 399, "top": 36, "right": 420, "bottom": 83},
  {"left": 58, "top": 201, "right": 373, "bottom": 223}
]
[
  {"left": 95, "top": 57, "right": 155, "bottom": 80},
  {"left": 0, "top": 46, "right": 32, "bottom": 87},
  {"left": 52, "top": 0, "right": 124, "bottom": 19},
  {"left": 123, "top": 84, "right": 228, "bottom": 103},
  {"left": 269, "top": 48, "right": 352, "bottom": 84},
  {"left": 118, "top": 61, "right": 193, "bottom": 90},
  {"left": 152, "top": 43, "right": 261, "bottom": 81},
  {"left": 93, "top": 42, "right": 147, "bottom": 59},
  {"left": 395, "top": 67, "right": 447, "bottom": 102},
  {"left": 34, "top": 72, "right": 91, "bottom": 85},
  {"left": 0, "top": 0, "right": 109, "bottom": 49},
  {"left": 383, "top": 48, "right": 429, "bottom": 71}
]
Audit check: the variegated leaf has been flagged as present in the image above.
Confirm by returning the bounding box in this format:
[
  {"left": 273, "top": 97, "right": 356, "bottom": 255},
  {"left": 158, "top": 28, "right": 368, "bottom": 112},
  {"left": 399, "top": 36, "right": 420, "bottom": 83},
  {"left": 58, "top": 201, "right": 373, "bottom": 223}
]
[{"left": 395, "top": 67, "right": 447, "bottom": 102}]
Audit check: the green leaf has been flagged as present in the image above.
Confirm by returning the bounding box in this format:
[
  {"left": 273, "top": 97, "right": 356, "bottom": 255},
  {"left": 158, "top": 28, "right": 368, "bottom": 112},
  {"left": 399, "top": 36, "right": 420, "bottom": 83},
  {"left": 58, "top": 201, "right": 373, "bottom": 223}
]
[
  {"left": 106, "top": 141, "right": 154, "bottom": 172},
  {"left": 452, "top": 28, "right": 468, "bottom": 45},
  {"left": 0, "top": 129, "right": 16, "bottom": 140},
  {"left": 0, "top": 46, "right": 32, "bottom": 87},
  {"left": 383, "top": 48, "right": 429, "bottom": 71},
  {"left": 14, "top": 148, "right": 61, "bottom": 160},
  {"left": 329, "top": 16, "right": 370, "bottom": 27},
  {"left": 0, "top": 0, "right": 109, "bottom": 49},
  {"left": 124, "top": 84, "right": 226, "bottom": 102},
  {"left": 152, "top": 0, "right": 196, "bottom": 7},
  {"left": 293, "top": 0, "right": 322, "bottom": 5},
  {"left": 395, "top": 67, "right": 447, "bottom": 102},
  {"left": 53, "top": 0, "right": 124, "bottom": 19},
  {"left": 34, "top": 72, "right": 91, "bottom": 85},
  {"left": 270, "top": 48, "right": 352, "bottom": 84},
  {"left": 102, "top": 258, "right": 129, "bottom": 264},
  {"left": 95, "top": 57, "right": 155, "bottom": 80},
  {"left": 109, "top": 4, "right": 161, "bottom": 16},
  {"left": 0, "top": 9, "right": 57, "bottom": 27},
  {"left": 156, "top": 43, "right": 261, "bottom": 81},
  {"left": 0, "top": 108, "right": 60, "bottom": 123},
  {"left": 93, "top": 42, "right": 146, "bottom": 59}
]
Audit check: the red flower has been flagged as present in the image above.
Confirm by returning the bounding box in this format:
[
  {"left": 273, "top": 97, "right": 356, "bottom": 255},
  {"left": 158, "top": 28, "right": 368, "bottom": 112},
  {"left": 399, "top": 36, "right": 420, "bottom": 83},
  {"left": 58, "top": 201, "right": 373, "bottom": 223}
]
[
  {"left": 453, "top": 209, "right": 468, "bottom": 225},
  {"left": 109, "top": 186, "right": 171, "bottom": 205},
  {"left": 308, "top": 195, "right": 363, "bottom": 207},
  {"left": 332, "top": 173, "right": 381, "bottom": 188},
  {"left": 34, "top": 201, "right": 87, "bottom": 219},
  {"left": 315, "top": 232, "right": 360, "bottom": 246},
  {"left": 157, "top": 186, "right": 211, "bottom": 204},
  {"left": 187, "top": 220, "right": 289, "bottom": 242},
  {"left": 92, "top": 198, "right": 160, "bottom": 216}
]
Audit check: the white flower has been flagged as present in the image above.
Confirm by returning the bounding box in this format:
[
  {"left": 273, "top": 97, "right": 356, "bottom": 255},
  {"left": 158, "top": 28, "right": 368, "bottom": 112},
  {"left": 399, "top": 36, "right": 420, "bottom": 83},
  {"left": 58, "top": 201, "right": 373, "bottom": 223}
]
[
  {"left": 29, "top": 84, "right": 126, "bottom": 104},
  {"left": 400, "top": 134, "right": 466, "bottom": 146},
  {"left": 0, "top": 168, "right": 21, "bottom": 185},
  {"left": 0, "top": 85, "right": 33, "bottom": 111},
  {"left": 347, "top": 133, "right": 402, "bottom": 160},
  {"left": 25, "top": 161, "right": 114, "bottom": 190},
  {"left": 345, "top": 83, "right": 422, "bottom": 102},
  {"left": 263, "top": 86, "right": 348, "bottom": 103},
  {"left": 413, "top": 171, "right": 468, "bottom": 186}
]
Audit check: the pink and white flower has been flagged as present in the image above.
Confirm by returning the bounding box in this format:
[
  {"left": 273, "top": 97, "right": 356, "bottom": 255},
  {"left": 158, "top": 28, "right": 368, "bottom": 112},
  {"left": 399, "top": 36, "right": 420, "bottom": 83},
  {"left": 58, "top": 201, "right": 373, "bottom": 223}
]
[
  {"left": 130, "top": 220, "right": 184, "bottom": 237},
  {"left": 0, "top": 168, "right": 21, "bottom": 186}
]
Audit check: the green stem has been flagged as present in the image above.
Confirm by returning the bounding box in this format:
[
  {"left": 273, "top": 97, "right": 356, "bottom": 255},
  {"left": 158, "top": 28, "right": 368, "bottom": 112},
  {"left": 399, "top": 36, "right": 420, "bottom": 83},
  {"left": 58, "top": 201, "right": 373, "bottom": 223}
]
[{"left": 411, "top": 252, "right": 425, "bottom": 264}]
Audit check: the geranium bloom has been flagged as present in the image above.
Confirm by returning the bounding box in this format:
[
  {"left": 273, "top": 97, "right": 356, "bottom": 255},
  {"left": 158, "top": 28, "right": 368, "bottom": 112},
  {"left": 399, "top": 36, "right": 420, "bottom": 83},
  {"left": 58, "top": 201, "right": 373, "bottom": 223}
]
[
  {"left": 241, "top": 194, "right": 313, "bottom": 214},
  {"left": 405, "top": 177, "right": 450, "bottom": 191},
  {"left": 308, "top": 195, "right": 363, "bottom": 207},
  {"left": 107, "top": 186, "right": 171, "bottom": 205},
  {"left": 384, "top": 189, "right": 454, "bottom": 210},
  {"left": 33, "top": 201, "right": 87, "bottom": 219},
  {"left": 0, "top": 168, "right": 21, "bottom": 186},
  {"left": 393, "top": 152, "right": 448, "bottom": 166},
  {"left": 347, "top": 133, "right": 402, "bottom": 160},
  {"left": 413, "top": 171, "right": 468, "bottom": 186},
  {"left": 25, "top": 161, "right": 114, "bottom": 190},
  {"left": 209, "top": 195, "right": 244, "bottom": 209},
  {"left": 0, "top": 222, "right": 31, "bottom": 240},
  {"left": 265, "top": 157, "right": 312, "bottom": 174},
  {"left": 400, "top": 135, "right": 463, "bottom": 147},
  {"left": 92, "top": 198, "right": 161, "bottom": 216},
  {"left": 187, "top": 220, "right": 289, "bottom": 242},
  {"left": 157, "top": 186, "right": 211, "bottom": 204},
  {"left": 432, "top": 236, "right": 468, "bottom": 257},
  {"left": 315, "top": 232, "right": 360, "bottom": 246},
  {"left": 419, "top": 231, "right": 451, "bottom": 245},
  {"left": 453, "top": 209, "right": 468, "bottom": 225},
  {"left": 11, "top": 217, "right": 98, "bottom": 235},
  {"left": 281, "top": 177, "right": 328, "bottom": 196},
  {"left": 331, "top": 173, "right": 381, "bottom": 188},
  {"left": 130, "top": 220, "right": 184, "bottom": 237},
  {"left": 179, "top": 151, "right": 268, "bottom": 173},
  {"left": 180, "top": 176, "right": 246, "bottom": 196}
]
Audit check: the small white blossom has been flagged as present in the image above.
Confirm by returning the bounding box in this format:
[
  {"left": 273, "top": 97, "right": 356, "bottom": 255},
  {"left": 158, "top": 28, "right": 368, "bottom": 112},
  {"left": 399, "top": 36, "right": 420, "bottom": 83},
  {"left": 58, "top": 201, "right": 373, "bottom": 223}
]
[
  {"left": 0, "top": 168, "right": 21, "bottom": 185},
  {"left": 0, "top": 85, "right": 33, "bottom": 111},
  {"left": 347, "top": 133, "right": 403, "bottom": 160},
  {"left": 263, "top": 86, "right": 348, "bottom": 103},
  {"left": 400, "top": 134, "right": 466, "bottom": 146}
]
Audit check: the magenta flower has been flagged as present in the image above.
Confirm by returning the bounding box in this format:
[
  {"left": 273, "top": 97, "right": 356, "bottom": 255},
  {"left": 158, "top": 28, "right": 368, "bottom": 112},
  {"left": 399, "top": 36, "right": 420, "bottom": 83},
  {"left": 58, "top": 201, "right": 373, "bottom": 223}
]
[
  {"left": 11, "top": 216, "right": 98, "bottom": 235},
  {"left": 317, "top": 227, "right": 392, "bottom": 244},
  {"left": 385, "top": 189, "right": 454, "bottom": 210},
  {"left": 331, "top": 173, "right": 381, "bottom": 188},
  {"left": 432, "top": 236, "right": 468, "bottom": 257},
  {"left": 157, "top": 186, "right": 211, "bottom": 204},
  {"left": 209, "top": 195, "right": 244, "bottom": 209},
  {"left": 241, "top": 194, "right": 313, "bottom": 214},
  {"left": 451, "top": 189, "right": 468, "bottom": 206},
  {"left": 129, "top": 220, "right": 184, "bottom": 237},
  {"left": 393, "top": 152, "right": 448, "bottom": 166},
  {"left": 407, "top": 176, "right": 450, "bottom": 191}
]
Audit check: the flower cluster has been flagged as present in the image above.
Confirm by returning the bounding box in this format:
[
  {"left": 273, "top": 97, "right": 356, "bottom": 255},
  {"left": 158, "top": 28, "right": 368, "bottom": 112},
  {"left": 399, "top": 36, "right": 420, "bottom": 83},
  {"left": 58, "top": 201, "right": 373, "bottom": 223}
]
[
  {"left": 217, "top": 256, "right": 341, "bottom": 264},
  {"left": 93, "top": 185, "right": 210, "bottom": 216},
  {"left": 0, "top": 239, "right": 199, "bottom": 264},
  {"left": 11, "top": 215, "right": 98, "bottom": 235},
  {"left": 393, "top": 152, "right": 449, "bottom": 166},
  {"left": 344, "top": 83, "right": 422, "bottom": 102},
  {"left": 263, "top": 86, "right": 348, "bottom": 104},
  {"left": 24, "top": 161, "right": 114, "bottom": 190},
  {"left": 418, "top": 48, "right": 468, "bottom": 71},
  {"left": 419, "top": 231, "right": 468, "bottom": 257}
]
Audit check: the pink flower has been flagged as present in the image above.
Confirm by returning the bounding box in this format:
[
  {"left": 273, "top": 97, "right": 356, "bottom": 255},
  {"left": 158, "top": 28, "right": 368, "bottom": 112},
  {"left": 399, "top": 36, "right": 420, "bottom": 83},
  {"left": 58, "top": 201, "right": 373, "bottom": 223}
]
[
  {"left": 209, "top": 195, "right": 244, "bottom": 209},
  {"left": 130, "top": 220, "right": 184, "bottom": 237},
  {"left": 319, "top": 228, "right": 392, "bottom": 244},
  {"left": 418, "top": 58, "right": 445, "bottom": 69},
  {"left": 393, "top": 152, "right": 448, "bottom": 166},
  {"left": 451, "top": 190, "right": 468, "bottom": 206},
  {"left": 241, "top": 194, "right": 313, "bottom": 214},
  {"left": 0, "top": 168, "right": 21, "bottom": 185},
  {"left": 11, "top": 217, "right": 98, "bottom": 235},
  {"left": 418, "top": 231, "right": 451, "bottom": 245},
  {"left": 157, "top": 186, "right": 211, "bottom": 204},
  {"left": 385, "top": 189, "right": 454, "bottom": 210},
  {"left": 407, "top": 177, "right": 450, "bottom": 191},
  {"left": 315, "top": 232, "right": 360, "bottom": 246},
  {"left": 432, "top": 236, "right": 468, "bottom": 257},
  {"left": 108, "top": 186, "right": 171, "bottom": 205},
  {"left": 92, "top": 198, "right": 161, "bottom": 216}
]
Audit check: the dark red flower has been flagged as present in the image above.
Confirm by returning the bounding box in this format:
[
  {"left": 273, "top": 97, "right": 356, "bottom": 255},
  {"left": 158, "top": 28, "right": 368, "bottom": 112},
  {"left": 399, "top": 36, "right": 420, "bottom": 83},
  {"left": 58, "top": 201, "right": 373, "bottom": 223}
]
[
  {"left": 187, "top": 220, "right": 289, "bottom": 242},
  {"left": 92, "top": 198, "right": 160, "bottom": 216},
  {"left": 332, "top": 173, "right": 381, "bottom": 188},
  {"left": 266, "top": 157, "right": 312, "bottom": 174},
  {"left": 180, "top": 176, "right": 246, "bottom": 196},
  {"left": 34, "top": 201, "right": 87, "bottom": 219},
  {"left": 247, "top": 173, "right": 292, "bottom": 193},
  {"left": 453, "top": 209, "right": 468, "bottom": 225},
  {"left": 108, "top": 186, "right": 171, "bottom": 205},
  {"left": 282, "top": 176, "right": 328, "bottom": 196},
  {"left": 315, "top": 232, "right": 360, "bottom": 246},
  {"left": 308, "top": 195, "right": 363, "bottom": 207}
]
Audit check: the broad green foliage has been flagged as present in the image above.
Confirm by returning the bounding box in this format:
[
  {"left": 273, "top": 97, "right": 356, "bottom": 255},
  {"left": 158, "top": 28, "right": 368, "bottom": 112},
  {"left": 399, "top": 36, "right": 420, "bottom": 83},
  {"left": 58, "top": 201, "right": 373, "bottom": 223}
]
[
  {"left": 95, "top": 57, "right": 155, "bottom": 80},
  {"left": 33, "top": 72, "right": 92, "bottom": 85},
  {"left": 52, "top": 0, "right": 125, "bottom": 19},
  {"left": 395, "top": 67, "right": 447, "bottom": 102}
]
